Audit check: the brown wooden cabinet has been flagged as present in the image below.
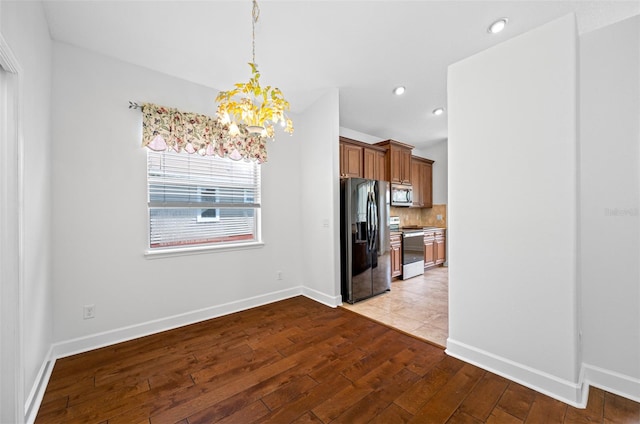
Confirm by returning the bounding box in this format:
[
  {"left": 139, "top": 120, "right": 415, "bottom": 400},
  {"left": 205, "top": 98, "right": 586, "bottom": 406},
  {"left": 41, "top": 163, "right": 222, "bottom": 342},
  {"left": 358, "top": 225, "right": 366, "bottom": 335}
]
[
  {"left": 411, "top": 159, "right": 423, "bottom": 207},
  {"left": 374, "top": 140, "right": 414, "bottom": 185},
  {"left": 411, "top": 156, "right": 434, "bottom": 208},
  {"left": 340, "top": 141, "right": 363, "bottom": 178},
  {"left": 424, "top": 228, "right": 446, "bottom": 270},
  {"left": 423, "top": 231, "right": 435, "bottom": 268},
  {"left": 363, "top": 148, "right": 386, "bottom": 181},
  {"left": 435, "top": 229, "right": 446, "bottom": 265},
  {"left": 339, "top": 137, "right": 386, "bottom": 180},
  {"left": 390, "top": 233, "right": 402, "bottom": 278}
]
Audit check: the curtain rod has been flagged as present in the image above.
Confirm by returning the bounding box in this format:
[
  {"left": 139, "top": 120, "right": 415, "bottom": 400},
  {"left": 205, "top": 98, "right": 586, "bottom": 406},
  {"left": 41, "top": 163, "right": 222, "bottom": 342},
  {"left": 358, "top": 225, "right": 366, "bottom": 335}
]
[{"left": 128, "top": 101, "right": 141, "bottom": 110}]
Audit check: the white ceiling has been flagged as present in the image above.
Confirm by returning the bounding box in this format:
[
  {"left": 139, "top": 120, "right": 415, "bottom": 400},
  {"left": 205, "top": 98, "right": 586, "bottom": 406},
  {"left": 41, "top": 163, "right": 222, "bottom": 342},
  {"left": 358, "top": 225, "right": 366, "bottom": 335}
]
[{"left": 42, "top": 0, "right": 639, "bottom": 149}]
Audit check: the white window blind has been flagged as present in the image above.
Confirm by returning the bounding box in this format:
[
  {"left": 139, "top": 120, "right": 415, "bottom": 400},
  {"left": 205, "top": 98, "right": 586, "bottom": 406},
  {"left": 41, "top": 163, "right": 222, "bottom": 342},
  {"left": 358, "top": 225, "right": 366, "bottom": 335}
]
[{"left": 147, "top": 150, "right": 261, "bottom": 249}]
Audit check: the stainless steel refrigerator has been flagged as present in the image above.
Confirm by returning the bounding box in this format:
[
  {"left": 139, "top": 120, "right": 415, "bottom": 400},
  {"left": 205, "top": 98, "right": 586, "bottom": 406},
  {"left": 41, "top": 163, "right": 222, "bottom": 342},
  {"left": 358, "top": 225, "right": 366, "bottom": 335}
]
[{"left": 340, "top": 178, "right": 391, "bottom": 304}]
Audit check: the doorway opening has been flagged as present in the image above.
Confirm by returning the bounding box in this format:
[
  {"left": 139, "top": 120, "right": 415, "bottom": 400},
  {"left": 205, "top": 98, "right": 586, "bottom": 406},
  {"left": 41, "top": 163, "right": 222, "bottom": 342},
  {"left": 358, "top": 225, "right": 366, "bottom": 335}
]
[{"left": 0, "top": 40, "right": 25, "bottom": 424}]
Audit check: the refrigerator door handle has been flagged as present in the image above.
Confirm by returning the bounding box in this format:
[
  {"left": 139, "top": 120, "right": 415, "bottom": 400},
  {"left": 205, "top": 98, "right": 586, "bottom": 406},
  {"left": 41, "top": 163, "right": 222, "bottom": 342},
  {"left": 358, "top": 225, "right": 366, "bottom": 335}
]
[{"left": 367, "top": 191, "right": 377, "bottom": 252}]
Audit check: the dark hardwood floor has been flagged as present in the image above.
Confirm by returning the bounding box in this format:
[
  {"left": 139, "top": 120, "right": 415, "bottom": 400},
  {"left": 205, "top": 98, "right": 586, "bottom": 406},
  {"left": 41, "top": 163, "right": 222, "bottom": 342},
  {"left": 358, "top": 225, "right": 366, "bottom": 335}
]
[{"left": 36, "top": 296, "right": 639, "bottom": 423}]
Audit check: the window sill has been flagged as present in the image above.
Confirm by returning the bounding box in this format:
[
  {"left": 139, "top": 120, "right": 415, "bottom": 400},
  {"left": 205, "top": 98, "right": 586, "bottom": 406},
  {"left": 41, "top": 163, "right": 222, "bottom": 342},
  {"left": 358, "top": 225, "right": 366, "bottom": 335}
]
[{"left": 144, "top": 241, "right": 265, "bottom": 259}]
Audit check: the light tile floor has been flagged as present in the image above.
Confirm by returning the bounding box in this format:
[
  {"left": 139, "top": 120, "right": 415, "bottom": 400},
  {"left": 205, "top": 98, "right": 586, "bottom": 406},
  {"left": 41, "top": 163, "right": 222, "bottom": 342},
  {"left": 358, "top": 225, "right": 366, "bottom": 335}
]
[{"left": 341, "top": 266, "right": 449, "bottom": 347}]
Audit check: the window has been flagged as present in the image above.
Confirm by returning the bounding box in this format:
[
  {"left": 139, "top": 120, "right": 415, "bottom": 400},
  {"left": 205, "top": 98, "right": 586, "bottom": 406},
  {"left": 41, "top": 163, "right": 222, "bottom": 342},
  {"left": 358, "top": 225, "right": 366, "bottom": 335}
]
[
  {"left": 147, "top": 150, "right": 261, "bottom": 250},
  {"left": 196, "top": 187, "right": 220, "bottom": 223}
]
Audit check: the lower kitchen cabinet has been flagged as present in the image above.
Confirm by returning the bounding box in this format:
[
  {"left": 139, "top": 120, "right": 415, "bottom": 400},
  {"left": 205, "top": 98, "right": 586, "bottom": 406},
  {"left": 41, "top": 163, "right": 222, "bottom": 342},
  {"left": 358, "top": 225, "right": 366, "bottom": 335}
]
[
  {"left": 390, "top": 234, "right": 402, "bottom": 278},
  {"left": 424, "top": 228, "right": 446, "bottom": 270}
]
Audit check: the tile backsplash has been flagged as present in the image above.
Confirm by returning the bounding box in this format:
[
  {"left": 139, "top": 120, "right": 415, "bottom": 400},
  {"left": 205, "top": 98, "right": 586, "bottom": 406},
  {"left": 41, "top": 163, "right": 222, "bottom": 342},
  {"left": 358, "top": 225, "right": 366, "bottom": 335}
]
[{"left": 390, "top": 204, "right": 447, "bottom": 228}]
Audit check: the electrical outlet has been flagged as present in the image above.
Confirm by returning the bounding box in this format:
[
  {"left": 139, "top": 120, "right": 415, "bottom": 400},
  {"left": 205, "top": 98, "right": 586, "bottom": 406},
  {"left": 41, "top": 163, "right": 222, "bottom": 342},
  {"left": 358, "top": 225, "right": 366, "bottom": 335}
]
[
  {"left": 277, "top": 271, "right": 283, "bottom": 280},
  {"left": 436, "top": 214, "right": 443, "bottom": 221},
  {"left": 83, "top": 304, "right": 95, "bottom": 320}
]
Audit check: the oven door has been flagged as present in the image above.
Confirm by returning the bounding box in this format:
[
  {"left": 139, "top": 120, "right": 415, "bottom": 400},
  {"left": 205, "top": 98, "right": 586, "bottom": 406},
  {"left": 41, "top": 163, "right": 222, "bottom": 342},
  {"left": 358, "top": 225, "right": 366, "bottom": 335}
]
[{"left": 402, "top": 231, "right": 425, "bottom": 279}]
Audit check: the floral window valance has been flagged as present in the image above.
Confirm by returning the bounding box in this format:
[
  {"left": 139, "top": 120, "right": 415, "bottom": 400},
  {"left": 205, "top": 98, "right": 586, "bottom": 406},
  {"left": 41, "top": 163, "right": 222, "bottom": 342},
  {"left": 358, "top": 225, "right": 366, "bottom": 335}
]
[{"left": 141, "top": 103, "right": 268, "bottom": 163}]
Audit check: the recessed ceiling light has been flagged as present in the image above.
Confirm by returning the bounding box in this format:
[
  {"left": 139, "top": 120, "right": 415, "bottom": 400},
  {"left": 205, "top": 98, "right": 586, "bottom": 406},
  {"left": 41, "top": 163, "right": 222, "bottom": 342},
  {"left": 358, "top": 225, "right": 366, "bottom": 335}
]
[
  {"left": 488, "top": 18, "right": 508, "bottom": 34},
  {"left": 393, "top": 86, "right": 406, "bottom": 95},
  {"left": 432, "top": 108, "right": 445, "bottom": 116}
]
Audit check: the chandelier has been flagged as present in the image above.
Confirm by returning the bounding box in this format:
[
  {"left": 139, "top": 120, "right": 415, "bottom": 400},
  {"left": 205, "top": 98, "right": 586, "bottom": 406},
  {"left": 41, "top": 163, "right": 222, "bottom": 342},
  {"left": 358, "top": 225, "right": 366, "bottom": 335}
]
[{"left": 215, "top": 0, "right": 294, "bottom": 139}]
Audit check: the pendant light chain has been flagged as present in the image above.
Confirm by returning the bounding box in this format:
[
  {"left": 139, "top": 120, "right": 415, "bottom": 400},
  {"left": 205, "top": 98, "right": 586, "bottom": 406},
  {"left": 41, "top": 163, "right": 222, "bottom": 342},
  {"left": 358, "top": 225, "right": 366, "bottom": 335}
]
[{"left": 252, "top": 0, "right": 260, "bottom": 65}]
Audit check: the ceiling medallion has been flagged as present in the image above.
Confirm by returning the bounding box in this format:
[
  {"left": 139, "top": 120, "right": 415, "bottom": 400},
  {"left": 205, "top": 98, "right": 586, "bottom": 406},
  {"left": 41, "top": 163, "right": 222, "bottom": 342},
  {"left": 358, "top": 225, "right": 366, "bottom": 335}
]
[{"left": 215, "top": 0, "right": 293, "bottom": 139}]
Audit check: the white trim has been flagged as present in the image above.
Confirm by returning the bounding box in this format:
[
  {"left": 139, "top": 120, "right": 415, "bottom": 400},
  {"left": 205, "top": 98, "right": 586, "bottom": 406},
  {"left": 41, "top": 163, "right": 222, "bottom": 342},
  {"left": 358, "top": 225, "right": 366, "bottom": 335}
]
[
  {"left": 0, "top": 31, "right": 25, "bottom": 424},
  {"left": 582, "top": 363, "right": 640, "bottom": 403},
  {"left": 51, "top": 287, "right": 303, "bottom": 359},
  {"left": 302, "top": 286, "right": 342, "bottom": 308},
  {"left": 144, "top": 240, "right": 265, "bottom": 259},
  {"left": 24, "top": 347, "right": 54, "bottom": 424},
  {"left": 446, "top": 338, "right": 588, "bottom": 407}
]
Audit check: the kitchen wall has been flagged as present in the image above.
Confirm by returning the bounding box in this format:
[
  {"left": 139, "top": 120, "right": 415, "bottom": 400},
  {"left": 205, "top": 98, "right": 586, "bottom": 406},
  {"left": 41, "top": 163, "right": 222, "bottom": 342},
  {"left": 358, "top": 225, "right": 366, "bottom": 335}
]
[
  {"left": 448, "top": 14, "right": 581, "bottom": 404},
  {"left": 0, "top": 1, "right": 54, "bottom": 419},
  {"left": 579, "top": 15, "right": 639, "bottom": 400},
  {"left": 50, "top": 42, "right": 337, "bottom": 355}
]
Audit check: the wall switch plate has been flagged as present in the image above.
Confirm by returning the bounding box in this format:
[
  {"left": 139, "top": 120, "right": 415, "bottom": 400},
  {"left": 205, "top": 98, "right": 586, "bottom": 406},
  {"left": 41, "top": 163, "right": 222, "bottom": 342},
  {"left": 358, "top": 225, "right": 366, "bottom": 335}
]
[
  {"left": 277, "top": 271, "right": 283, "bottom": 280},
  {"left": 83, "top": 304, "right": 95, "bottom": 319},
  {"left": 436, "top": 214, "right": 443, "bottom": 221}
]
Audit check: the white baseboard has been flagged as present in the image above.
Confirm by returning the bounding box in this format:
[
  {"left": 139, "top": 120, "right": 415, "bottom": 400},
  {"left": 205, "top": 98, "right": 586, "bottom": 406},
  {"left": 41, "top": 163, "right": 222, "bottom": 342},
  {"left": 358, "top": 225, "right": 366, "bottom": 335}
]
[
  {"left": 583, "top": 363, "right": 640, "bottom": 403},
  {"left": 24, "top": 345, "right": 55, "bottom": 424},
  {"left": 50, "top": 286, "right": 303, "bottom": 360},
  {"left": 446, "top": 338, "right": 587, "bottom": 407},
  {"left": 302, "top": 286, "right": 342, "bottom": 307}
]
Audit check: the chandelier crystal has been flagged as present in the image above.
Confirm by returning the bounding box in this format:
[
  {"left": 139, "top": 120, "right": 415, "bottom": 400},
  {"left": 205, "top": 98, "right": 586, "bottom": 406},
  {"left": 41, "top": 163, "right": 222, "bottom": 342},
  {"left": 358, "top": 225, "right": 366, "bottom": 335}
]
[{"left": 215, "top": 0, "right": 293, "bottom": 139}]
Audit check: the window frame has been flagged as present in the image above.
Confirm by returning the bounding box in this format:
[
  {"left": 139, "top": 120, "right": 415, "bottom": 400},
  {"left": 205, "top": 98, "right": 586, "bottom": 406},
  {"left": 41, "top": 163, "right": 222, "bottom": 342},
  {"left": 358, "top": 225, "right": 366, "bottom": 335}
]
[{"left": 145, "top": 150, "right": 264, "bottom": 258}]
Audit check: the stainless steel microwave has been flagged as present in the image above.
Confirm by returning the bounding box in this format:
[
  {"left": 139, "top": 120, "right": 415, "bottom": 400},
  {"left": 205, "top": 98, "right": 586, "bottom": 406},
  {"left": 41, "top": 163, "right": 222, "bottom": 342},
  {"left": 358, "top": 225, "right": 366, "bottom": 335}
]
[{"left": 391, "top": 184, "right": 413, "bottom": 207}]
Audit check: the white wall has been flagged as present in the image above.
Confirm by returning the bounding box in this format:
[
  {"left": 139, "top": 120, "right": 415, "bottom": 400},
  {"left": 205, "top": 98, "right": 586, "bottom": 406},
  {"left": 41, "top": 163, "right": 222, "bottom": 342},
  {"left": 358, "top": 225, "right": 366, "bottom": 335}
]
[
  {"left": 339, "top": 127, "right": 384, "bottom": 144},
  {"left": 415, "top": 140, "right": 448, "bottom": 205},
  {"left": 300, "top": 90, "right": 342, "bottom": 305},
  {"left": 580, "top": 15, "right": 640, "bottom": 400},
  {"left": 447, "top": 15, "right": 582, "bottom": 404},
  {"left": 0, "top": 1, "right": 53, "bottom": 419},
  {"left": 50, "top": 42, "right": 310, "bottom": 352}
]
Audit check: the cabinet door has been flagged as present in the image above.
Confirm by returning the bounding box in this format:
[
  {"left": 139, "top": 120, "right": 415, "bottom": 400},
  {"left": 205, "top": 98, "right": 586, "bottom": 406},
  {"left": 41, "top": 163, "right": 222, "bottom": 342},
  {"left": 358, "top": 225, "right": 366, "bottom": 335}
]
[
  {"left": 435, "top": 231, "right": 446, "bottom": 265},
  {"left": 390, "top": 235, "right": 402, "bottom": 278},
  {"left": 363, "top": 148, "right": 376, "bottom": 180},
  {"left": 424, "top": 233, "right": 435, "bottom": 268},
  {"left": 400, "top": 149, "right": 412, "bottom": 184},
  {"left": 375, "top": 151, "right": 386, "bottom": 181},
  {"left": 341, "top": 143, "right": 363, "bottom": 178},
  {"left": 389, "top": 147, "right": 402, "bottom": 183},
  {"left": 411, "top": 159, "right": 423, "bottom": 207},
  {"left": 423, "top": 162, "right": 433, "bottom": 208}
]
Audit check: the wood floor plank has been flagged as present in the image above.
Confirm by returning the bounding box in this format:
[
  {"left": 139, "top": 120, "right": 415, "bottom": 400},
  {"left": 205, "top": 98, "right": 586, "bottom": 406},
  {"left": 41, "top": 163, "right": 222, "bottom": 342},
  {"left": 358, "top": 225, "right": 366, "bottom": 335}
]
[
  {"left": 260, "top": 373, "right": 353, "bottom": 423},
  {"left": 604, "top": 391, "right": 640, "bottom": 424},
  {"left": 564, "top": 387, "right": 604, "bottom": 423},
  {"left": 408, "top": 363, "right": 485, "bottom": 423},
  {"left": 446, "top": 410, "right": 485, "bottom": 424},
  {"left": 524, "top": 394, "right": 568, "bottom": 423},
  {"left": 486, "top": 408, "right": 524, "bottom": 424},
  {"left": 495, "top": 382, "right": 537, "bottom": 421},
  {"left": 370, "top": 402, "right": 414, "bottom": 424},
  {"left": 394, "top": 355, "right": 464, "bottom": 414},
  {"left": 458, "top": 372, "right": 510, "bottom": 421},
  {"left": 35, "top": 296, "right": 640, "bottom": 424},
  {"left": 333, "top": 368, "right": 421, "bottom": 424}
]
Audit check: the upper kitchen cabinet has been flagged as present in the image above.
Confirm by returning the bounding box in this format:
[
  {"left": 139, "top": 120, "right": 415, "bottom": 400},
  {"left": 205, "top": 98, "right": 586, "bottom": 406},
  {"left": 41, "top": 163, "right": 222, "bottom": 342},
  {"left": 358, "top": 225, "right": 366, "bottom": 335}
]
[
  {"left": 340, "top": 140, "right": 363, "bottom": 178},
  {"left": 374, "top": 139, "right": 414, "bottom": 185},
  {"left": 363, "top": 148, "right": 386, "bottom": 181},
  {"left": 339, "top": 137, "right": 386, "bottom": 180},
  {"left": 411, "top": 156, "right": 434, "bottom": 208}
]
